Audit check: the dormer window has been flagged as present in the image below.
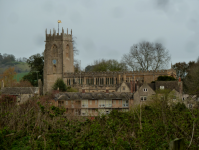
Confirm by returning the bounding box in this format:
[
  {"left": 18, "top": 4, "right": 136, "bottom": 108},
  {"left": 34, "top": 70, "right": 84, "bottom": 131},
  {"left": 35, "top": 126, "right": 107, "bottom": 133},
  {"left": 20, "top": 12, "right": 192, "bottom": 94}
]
[
  {"left": 160, "top": 86, "right": 164, "bottom": 90},
  {"left": 143, "top": 88, "right": 148, "bottom": 92}
]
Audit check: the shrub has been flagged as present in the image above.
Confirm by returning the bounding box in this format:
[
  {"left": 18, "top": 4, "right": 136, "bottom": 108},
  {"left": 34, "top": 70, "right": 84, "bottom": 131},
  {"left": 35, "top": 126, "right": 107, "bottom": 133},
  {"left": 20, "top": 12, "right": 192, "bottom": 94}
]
[
  {"left": 157, "top": 75, "right": 176, "bottom": 81},
  {"left": 52, "top": 78, "right": 67, "bottom": 92}
]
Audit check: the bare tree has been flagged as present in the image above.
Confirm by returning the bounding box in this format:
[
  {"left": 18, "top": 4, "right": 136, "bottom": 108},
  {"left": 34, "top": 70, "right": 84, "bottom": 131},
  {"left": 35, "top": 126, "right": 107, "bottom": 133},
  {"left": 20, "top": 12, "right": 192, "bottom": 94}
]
[
  {"left": 122, "top": 41, "right": 171, "bottom": 71},
  {"left": 72, "top": 36, "right": 79, "bottom": 56}
]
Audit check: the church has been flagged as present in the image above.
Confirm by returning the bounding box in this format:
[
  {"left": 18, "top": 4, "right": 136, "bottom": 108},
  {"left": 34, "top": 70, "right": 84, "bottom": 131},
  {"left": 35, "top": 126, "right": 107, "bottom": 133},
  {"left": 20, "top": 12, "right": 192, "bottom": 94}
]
[{"left": 43, "top": 28, "right": 176, "bottom": 94}]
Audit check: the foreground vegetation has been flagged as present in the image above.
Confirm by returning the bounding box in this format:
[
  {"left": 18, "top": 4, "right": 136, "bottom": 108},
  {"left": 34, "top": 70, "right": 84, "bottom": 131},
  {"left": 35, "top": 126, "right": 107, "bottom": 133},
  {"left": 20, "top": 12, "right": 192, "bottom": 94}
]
[{"left": 0, "top": 93, "right": 199, "bottom": 149}]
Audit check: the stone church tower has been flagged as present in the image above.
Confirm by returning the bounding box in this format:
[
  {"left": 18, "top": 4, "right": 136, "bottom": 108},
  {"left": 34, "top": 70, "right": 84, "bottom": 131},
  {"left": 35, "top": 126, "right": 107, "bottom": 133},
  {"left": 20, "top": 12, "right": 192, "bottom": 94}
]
[{"left": 43, "top": 28, "right": 74, "bottom": 93}]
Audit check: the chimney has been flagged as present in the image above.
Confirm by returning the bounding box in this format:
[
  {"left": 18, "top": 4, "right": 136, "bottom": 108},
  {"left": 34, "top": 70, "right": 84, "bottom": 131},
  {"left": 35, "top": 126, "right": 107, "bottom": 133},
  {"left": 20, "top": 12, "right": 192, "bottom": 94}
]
[
  {"left": 136, "top": 80, "right": 139, "bottom": 91},
  {"left": 178, "top": 77, "right": 182, "bottom": 96},
  {"left": 130, "top": 81, "right": 133, "bottom": 93},
  {"left": 1, "top": 80, "right": 4, "bottom": 89}
]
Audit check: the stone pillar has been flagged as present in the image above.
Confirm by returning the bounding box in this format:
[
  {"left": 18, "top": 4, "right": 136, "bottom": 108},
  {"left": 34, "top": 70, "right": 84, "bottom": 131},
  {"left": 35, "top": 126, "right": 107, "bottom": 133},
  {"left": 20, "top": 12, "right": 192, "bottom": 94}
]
[
  {"left": 118, "top": 75, "right": 121, "bottom": 84},
  {"left": 1, "top": 80, "right": 4, "bottom": 90},
  {"left": 94, "top": 77, "right": 96, "bottom": 85},
  {"left": 83, "top": 76, "right": 86, "bottom": 85},
  {"left": 38, "top": 79, "right": 43, "bottom": 95},
  {"left": 123, "top": 74, "right": 126, "bottom": 82},
  {"left": 114, "top": 77, "right": 116, "bottom": 85},
  {"left": 103, "top": 77, "right": 106, "bottom": 85}
]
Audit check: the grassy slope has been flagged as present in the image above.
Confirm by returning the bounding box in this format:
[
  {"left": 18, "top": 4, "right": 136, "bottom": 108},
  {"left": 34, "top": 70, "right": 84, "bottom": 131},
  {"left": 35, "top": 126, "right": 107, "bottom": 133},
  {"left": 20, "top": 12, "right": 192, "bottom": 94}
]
[
  {"left": 0, "top": 62, "right": 30, "bottom": 74},
  {"left": 14, "top": 72, "right": 29, "bottom": 82}
]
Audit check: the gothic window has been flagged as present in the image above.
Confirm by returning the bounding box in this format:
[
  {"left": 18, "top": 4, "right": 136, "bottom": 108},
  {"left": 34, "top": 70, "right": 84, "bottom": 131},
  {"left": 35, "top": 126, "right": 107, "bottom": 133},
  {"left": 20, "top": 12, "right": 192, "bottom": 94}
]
[
  {"left": 51, "top": 44, "right": 58, "bottom": 57},
  {"left": 53, "top": 65, "right": 56, "bottom": 73},
  {"left": 66, "top": 44, "right": 70, "bottom": 59}
]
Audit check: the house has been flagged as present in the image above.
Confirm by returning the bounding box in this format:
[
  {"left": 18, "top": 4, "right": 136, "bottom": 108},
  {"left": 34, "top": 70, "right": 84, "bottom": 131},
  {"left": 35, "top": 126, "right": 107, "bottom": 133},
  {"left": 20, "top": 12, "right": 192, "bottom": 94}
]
[
  {"left": 182, "top": 94, "right": 199, "bottom": 109},
  {"left": 51, "top": 89, "right": 133, "bottom": 116},
  {"left": 1, "top": 80, "right": 40, "bottom": 105},
  {"left": 118, "top": 78, "right": 183, "bottom": 107},
  {"left": 48, "top": 78, "right": 185, "bottom": 116}
]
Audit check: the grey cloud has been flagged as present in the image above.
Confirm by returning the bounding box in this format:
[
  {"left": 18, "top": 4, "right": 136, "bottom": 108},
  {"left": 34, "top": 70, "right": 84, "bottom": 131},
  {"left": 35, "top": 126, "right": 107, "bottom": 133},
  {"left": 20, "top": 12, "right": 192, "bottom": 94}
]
[
  {"left": 8, "top": 12, "right": 19, "bottom": 24},
  {"left": 34, "top": 35, "right": 45, "bottom": 47},
  {"left": 82, "top": 38, "right": 95, "bottom": 52},
  {"left": 80, "top": 0, "right": 96, "bottom": 9},
  {"left": 42, "top": 1, "right": 54, "bottom": 13},
  {"left": 154, "top": 37, "right": 167, "bottom": 46},
  {"left": 70, "top": 11, "right": 82, "bottom": 24},
  {"left": 155, "top": 0, "right": 170, "bottom": 9},
  {"left": 112, "top": 7, "right": 124, "bottom": 18}
]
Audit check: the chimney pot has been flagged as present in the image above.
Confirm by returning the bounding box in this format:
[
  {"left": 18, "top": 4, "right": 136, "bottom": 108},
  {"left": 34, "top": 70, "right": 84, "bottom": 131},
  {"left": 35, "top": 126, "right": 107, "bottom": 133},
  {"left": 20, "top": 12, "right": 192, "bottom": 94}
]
[{"left": 1, "top": 80, "right": 4, "bottom": 89}]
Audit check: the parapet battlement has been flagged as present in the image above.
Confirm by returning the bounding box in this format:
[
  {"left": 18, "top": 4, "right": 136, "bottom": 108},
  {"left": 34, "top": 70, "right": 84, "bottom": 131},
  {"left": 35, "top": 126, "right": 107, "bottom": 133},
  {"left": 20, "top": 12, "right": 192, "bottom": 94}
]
[
  {"left": 63, "top": 69, "right": 175, "bottom": 77},
  {"left": 45, "top": 27, "right": 72, "bottom": 41}
]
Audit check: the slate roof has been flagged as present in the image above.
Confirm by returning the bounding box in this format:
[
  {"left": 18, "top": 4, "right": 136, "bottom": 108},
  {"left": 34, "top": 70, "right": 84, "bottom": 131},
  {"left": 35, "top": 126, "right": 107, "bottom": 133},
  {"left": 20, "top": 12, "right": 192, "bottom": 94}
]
[
  {"left": 1, "top": 87, "right": 39, "bottom": 95},
  {"left": 154, "top": 81, "right": 180, "bottom": 92},
  {"left": 116, "top": 81, "right": 142, "bottom": 91},
  {"left": 54, "top": 92, "right": 133, "bottom": 101}
]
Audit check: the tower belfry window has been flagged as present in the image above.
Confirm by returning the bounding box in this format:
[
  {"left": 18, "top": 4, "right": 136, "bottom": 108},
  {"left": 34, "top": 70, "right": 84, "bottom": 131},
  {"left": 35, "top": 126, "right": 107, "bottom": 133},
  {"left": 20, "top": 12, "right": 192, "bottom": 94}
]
[
  {"left": 66, "top": 44, "right": 70, "bottom": 59},
  {"left": 51, "top": 44, "right": 58, "bottom": 57},
  {"left": 53, "top": 65, "right": 56, "bottom": 73}
]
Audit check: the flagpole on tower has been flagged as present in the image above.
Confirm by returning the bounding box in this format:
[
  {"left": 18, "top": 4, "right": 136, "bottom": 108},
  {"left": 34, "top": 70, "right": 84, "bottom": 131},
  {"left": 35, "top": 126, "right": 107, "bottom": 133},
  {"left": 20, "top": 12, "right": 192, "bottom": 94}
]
[{"left": 58, "top": 20, "right": 62, "bottom": 33}]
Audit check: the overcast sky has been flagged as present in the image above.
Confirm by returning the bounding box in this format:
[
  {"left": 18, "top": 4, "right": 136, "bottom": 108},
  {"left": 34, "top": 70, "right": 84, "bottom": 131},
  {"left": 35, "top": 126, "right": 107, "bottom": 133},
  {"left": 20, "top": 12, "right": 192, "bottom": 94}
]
[{"left": 0, "top": 0, "right": 199, "bottom": 69}]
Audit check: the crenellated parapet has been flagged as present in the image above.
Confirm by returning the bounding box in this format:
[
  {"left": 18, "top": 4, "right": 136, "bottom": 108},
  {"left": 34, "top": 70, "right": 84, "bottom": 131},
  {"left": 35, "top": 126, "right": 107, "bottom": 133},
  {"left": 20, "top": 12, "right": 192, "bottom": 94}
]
[
  {"left": 63, "top": 69, "right": 173, "bottom": 78},
  {"left": 45, "top": 28, "right": 72, "bottom": 42}
]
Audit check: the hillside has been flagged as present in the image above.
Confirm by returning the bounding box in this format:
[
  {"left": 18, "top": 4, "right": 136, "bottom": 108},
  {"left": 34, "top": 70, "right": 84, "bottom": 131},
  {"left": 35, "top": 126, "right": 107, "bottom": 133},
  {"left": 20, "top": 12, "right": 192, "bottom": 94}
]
[
  {"left": 0, "top": 61, "right": 30, "bottom": 74},
  {"left": 13, "top": 72, "right": 29, "bottom": 82}
]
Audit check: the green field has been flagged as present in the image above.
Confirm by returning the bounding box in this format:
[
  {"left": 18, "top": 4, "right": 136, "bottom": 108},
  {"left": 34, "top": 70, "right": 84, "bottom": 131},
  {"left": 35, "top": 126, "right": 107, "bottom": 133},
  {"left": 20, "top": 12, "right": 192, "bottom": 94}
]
[
  {"left": 14, "top": 72, "right": 29, "bottom": 82},
  {"left": 0, "top": 62, "right": 30, "bottom": 74}
]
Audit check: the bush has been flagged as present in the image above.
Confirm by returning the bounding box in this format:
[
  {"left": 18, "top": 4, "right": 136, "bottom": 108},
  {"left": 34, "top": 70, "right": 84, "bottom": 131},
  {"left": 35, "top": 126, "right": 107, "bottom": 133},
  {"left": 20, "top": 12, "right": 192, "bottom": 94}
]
[
  {"left": 1, "top": 94, "right": 199, "bottom": 149},
  {"left": 52, "top": 78, "right": 67, "bottom": 92},
  {"left": 157, "top": 75, "right": 176, "bottom": 81}
]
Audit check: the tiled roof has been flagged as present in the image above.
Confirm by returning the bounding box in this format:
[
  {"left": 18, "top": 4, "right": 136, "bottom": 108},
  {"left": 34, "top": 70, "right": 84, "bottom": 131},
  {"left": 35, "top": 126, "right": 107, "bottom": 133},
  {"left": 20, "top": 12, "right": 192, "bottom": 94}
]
[
  {"left": 155, "top": 81, "right": 180, "bottom": 92},
  {"left": 54, "top": 92, "right": 133, "bottom": 100},
  {"left": 1, "top": 87, "right": 39, "bottom": 95}
]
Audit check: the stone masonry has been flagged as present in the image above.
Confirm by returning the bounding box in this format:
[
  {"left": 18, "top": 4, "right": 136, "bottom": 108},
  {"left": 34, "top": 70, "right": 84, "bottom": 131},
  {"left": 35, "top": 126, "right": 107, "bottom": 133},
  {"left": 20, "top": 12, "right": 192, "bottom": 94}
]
[{"left": 43, "top": 28, "right": 177, "bottom": 94}]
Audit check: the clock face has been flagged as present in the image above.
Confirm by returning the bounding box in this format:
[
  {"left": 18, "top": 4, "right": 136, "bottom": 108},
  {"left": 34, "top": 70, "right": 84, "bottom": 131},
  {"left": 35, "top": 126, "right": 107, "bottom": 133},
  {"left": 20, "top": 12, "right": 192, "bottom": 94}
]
[{"left": 52, "top": 59, "right": 56, "bottom": 64}]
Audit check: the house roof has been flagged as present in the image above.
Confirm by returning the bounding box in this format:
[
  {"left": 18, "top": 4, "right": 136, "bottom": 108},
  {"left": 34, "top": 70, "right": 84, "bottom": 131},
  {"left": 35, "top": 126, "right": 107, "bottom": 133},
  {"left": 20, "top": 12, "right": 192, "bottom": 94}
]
[
  {"left": 54, "top": 92, "right": 133, "bottom": 101},
  {"left": 154, "top": 81, "right": 181, "bottom": 92},
  {"left": 1, "top": 87, "right": 39, "bottom": 95},
  {"left": 116, "top": 81, "right": 142, "bottom": 91}
]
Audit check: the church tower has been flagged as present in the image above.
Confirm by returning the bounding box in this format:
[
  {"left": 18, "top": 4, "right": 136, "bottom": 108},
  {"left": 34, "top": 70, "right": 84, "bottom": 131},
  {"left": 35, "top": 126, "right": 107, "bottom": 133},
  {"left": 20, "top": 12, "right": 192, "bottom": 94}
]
[{"left": 43, "top": 28, "right": 74, "bottom": 93}]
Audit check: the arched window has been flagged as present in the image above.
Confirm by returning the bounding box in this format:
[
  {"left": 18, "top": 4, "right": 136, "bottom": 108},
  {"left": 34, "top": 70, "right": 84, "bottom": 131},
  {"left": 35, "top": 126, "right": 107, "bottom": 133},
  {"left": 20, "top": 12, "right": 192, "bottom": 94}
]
[
  {"left": 53, "top": 65, "right": 56, "bottom": 73},
  {"left": 51, "top": 44, "right": 58, "bottom": 57},
  {"left": 66, "top": 44, "right": 70, "bottom": 59}
]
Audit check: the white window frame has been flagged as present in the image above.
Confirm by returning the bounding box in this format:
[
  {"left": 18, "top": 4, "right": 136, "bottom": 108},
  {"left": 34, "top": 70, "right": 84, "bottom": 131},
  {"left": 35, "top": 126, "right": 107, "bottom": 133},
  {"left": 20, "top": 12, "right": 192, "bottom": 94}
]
[
  {"left": 95, "top": 100, "right": 97, "bottom": 105},
  {"left": 122, "top": 100, "right": 129, "bottom": 107},
  {"left": 66, "top": 101, "right": 68, "bottom": 105},
  {"left": 160, "top": 86, "right": 164, "bottom": 90},
  {"left": 140, "top": 96, "right": 147, "bottom": 101},
  {"left": 90, "top": 100, "right": 92, "bottom": 105},
  {"left": 143, "top": 88, "right": 148, "bottom": 92}
]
